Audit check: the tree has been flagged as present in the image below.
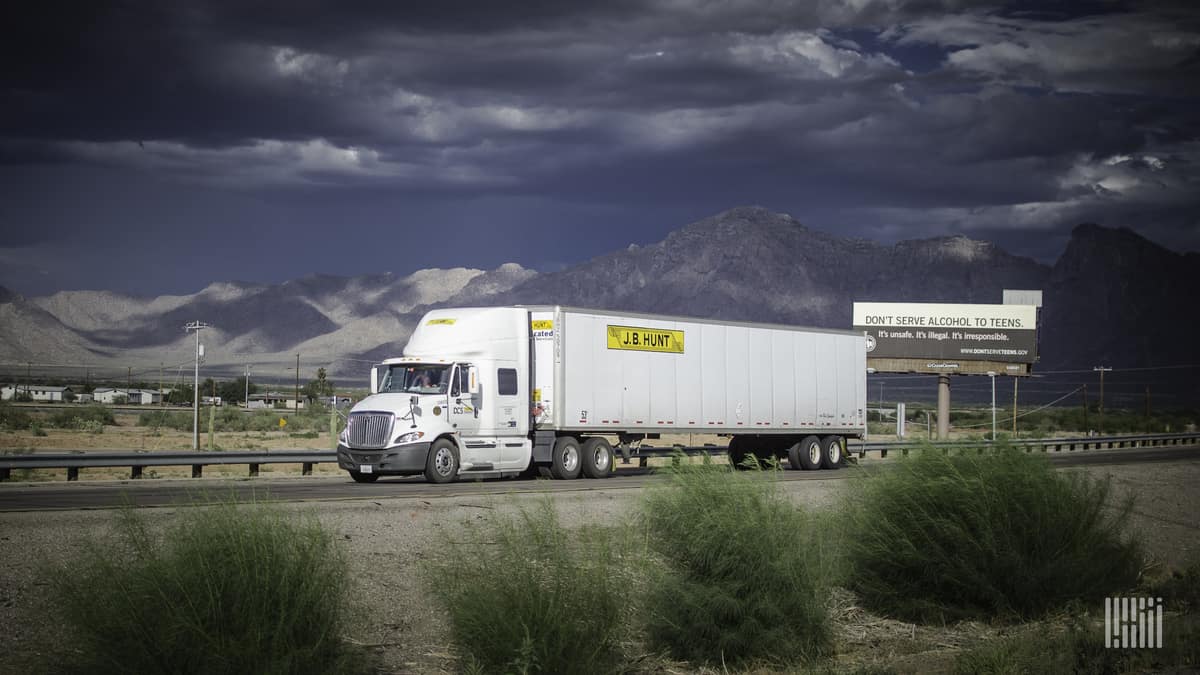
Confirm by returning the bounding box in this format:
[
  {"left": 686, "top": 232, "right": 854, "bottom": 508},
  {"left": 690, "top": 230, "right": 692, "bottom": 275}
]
[
  {"left": 218, "top": 377, "right": 256, "bottom": 405},
  {"left": 166, "top": 384, "right": 194, "bottom": 405},
  {"left": 302, "top": 368, "right": 334, "bottom": 403}
]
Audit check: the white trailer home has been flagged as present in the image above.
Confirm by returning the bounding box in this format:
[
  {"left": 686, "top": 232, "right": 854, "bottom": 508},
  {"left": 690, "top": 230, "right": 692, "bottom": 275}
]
[{"left": 338, "top": 306, "right": 866, "bottom": 484}]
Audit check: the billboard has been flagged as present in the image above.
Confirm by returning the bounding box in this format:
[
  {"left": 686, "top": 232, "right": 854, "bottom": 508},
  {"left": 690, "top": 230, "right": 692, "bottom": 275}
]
[{"left": 853, "top": 302, "right": 1038, "bottom": 365}]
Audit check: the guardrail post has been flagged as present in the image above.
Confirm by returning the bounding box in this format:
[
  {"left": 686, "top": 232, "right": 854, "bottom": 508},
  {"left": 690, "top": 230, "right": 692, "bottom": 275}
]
[
  {"left": 192, "top": 464, "right": 203, "bottom": 478},
  {"left": 302, "top": 462, "right": 313, "bottom": 476},
  {"left": 67, "top": 467, "right": 79, "bottom": 481},
  {"left": 249, "top": 463, "right": 260, "bottom": 477},
  {"left": 0, "top": 468, "right": 9, "bottom": 481},
  {"left": 131, "top": 466, "right": 143, "bottom": 479}
]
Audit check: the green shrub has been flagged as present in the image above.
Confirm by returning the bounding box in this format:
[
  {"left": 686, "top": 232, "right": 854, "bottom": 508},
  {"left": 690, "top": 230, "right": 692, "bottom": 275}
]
[
  {"left": 48, "top": 404, "right": 115, "bottom": 429},
  {"left": 640, "top": 457, "right": 832, "bottom": 667},
  {"left": 48, "top": 499, "right": 365, "bottom": 675},
  {"left": 843, "top": 445, "right": 1143, "bottom": 623},
  {"left": 424, "top": 499, "right": 631, "bottom": 674},
  {"left": 138, "top": 410, "right": 192, "bottom": 432},
  {"left": 0, "top": 401, "right": 34, "bottom": 430}
]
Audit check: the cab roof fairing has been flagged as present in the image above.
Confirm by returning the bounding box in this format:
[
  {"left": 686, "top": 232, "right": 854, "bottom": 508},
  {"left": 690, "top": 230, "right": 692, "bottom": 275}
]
[{"left": 400, "top": 307, "right": 529, "bottom": 363}]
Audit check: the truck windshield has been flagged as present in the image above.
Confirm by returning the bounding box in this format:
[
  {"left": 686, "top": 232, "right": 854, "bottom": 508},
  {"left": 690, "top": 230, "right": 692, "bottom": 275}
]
[{"left": 381, "top": 365, "right": 451, "bottom": 395}]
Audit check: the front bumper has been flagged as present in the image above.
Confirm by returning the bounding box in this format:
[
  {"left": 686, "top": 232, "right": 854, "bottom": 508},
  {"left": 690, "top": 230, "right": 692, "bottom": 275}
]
[{"left": 337, "top": 442, "right": 431, "bottom": 475}]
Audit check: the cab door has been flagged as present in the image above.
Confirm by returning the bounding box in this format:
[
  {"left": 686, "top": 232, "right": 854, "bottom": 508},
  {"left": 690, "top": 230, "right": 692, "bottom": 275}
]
[
  {"left": 448, "top": 364, "right": 481, "bottom": 437},
  {"left": 447, "top": 363, "right": 489, "bottom": 468}
]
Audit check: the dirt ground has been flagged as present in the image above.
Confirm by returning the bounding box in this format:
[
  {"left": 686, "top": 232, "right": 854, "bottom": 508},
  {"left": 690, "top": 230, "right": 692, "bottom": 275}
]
[{"left": 0, "top": 453, "right": 1196, "bottom": 674}]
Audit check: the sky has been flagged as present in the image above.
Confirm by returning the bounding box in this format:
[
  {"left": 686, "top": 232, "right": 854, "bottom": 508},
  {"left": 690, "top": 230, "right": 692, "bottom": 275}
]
[{"left": 2, "top": 0, "right": 1198, "bottom": 297}]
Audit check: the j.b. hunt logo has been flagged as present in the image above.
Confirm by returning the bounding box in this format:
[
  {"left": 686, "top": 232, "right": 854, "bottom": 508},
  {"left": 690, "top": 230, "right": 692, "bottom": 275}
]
[{"left": 1105, "top": 596, "right": 1163, "bottom": 649}]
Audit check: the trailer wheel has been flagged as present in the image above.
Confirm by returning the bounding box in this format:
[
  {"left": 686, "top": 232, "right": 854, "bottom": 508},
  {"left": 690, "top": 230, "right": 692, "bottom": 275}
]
[
  {"left": 821, "top": 435, "right": 844, "bottom": 470},
  {"left": 550, "top": 436, "right": 583, "bottom": 479},
  {"left": 424, "top": 439, "right": 459, "bottom": 484},
  {"left": 581, "top": 437, "right": 613, "bottom": 479},
  {"left": 728, "top": 437, "right": 750, "bottom": 470},
  {"left": 349, "top": 470, "right": 379, "bottom": 484},
  {"left": 790, "top": 435, "right": 822, "bottom": 470}
]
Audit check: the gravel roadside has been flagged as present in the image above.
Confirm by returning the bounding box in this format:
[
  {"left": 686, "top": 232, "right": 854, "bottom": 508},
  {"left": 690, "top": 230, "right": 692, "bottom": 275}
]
[{"left": 1, "top": 459, "right": 1196, "bottom": 674}]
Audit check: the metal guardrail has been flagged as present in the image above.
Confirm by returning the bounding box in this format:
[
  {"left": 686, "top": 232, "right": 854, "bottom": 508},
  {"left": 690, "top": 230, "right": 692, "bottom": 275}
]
[
  {"left": 0, "top": 450, "right": 334, "bottom": 481},
  {"left": 1, "top": 432, "right": 1197, "bottom": 481}
]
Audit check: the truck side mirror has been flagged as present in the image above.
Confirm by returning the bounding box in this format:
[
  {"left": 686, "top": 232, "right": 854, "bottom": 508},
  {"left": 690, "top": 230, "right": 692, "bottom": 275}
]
[
  {"left": 370, "top": 366, "right": 380, "bottom": 394},
  {"left": 468, "top": 366, "right": 480, "bottom": 395}
]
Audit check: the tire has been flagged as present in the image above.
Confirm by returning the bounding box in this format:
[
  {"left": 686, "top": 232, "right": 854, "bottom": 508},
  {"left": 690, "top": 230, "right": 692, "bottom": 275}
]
[
  {"left": 728, "top": 437, "right": 749, "bottom": 470},
  {"left": 549, "top": 436, "right": 582, "bottom": 479},
  {"left": 424, "top": 438, "right": 459, "bottom": 484},
  {"left": 580, "top": 437, "right": 613, "bottom": 479},
  {"left": 789, "top": 435, "right": 822, "bottom": 470},
  {"left": 820, "top": 435, "right": 844, "bottom": 470},
  {"left": 349, "top": 470, "right": 379, "bottom": 483}
]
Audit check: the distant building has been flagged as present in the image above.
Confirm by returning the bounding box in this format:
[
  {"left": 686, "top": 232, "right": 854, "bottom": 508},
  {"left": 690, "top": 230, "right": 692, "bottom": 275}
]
[
  {"left": 1, "top": 384, "right": 74, "bottom": 402},
  {"left": 249, "top": 392, "right": 305, "bottom": 410},
  {"left": 93, "top": 388, "right": 161, "bottom": 405}
]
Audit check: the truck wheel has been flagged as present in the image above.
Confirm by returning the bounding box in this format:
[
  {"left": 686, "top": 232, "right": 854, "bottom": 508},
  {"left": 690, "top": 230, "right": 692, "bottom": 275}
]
[
  {"left": 820, "top": 435, "right": 844, "bottom": 470},
  {"left": 550, "top": 437, "right": 582, "bottom": 479},
  {"left": 789, "top": 436, "right": 822, "bottom": 470},
  {"left": 424, "top": 439, "right": 459, "bottom": 484},
  {"left": 728, "top": 437, "right": 749, "bottom": 470},
  {"left": 349, "top": 470, "right": 379, "bottom": 484},
  {"left": 581, "top": 437, "right": 613, "bottom": 479}
]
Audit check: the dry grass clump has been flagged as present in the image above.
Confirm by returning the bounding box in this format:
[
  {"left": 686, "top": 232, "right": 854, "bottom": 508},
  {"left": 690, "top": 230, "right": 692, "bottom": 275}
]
[
  {"left": 47, "top": 498, "right": 366, "bottom": 675},
  {"left": 640, "top": 458, "right": 834, "bottom": 668},
  {"left": 842, "top": 445, "right": 1143, "bottom": 623}
]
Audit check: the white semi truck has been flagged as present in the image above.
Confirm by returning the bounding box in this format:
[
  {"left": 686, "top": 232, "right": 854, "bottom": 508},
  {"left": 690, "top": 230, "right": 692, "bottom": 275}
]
[{"left": 337, "top": 306, "right": 866, "bottom": 483}]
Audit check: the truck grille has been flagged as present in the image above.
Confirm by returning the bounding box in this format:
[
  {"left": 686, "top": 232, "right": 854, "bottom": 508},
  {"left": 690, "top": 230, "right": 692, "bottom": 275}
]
[{"left": 346, "top": 412, "right": 394, "bottom": 449}]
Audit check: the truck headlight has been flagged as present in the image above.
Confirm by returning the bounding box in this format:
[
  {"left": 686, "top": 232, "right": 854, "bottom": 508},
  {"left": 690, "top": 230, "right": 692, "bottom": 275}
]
[
  {"left": 338, "top": 423, "right": 350, "bottom": 444},
  {"left": 394, "top": 430, "right": 425, "bottom": 445}
]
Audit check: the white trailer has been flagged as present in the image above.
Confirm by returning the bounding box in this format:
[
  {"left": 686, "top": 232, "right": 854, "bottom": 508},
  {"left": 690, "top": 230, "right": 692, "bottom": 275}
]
[{"left": 337, "top": 306, "right": 866, "bottom": 483}]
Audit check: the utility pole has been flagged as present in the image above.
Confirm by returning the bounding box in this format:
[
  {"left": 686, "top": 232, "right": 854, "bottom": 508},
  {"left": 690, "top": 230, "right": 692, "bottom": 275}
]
[
  {"left": 185, "top": 321, "right": 210, "bottom": 451},
  {"left": 295, "top": 354, "right": 300, "bottom": 413},
  {"left": 1082, "top": 384, "right": 1089, "bottom": 432},
  {"left": 1093, "top": 366, "right": 1112, "bottom": 434},
  {"left": 159, "top": 362, "right": 165, "bottom": 408},
  {"left": 244, "top": 364, "right": 252, "bottom": 411},
  {"left": 1145, "top": 386, "right": 1151, "bottom": 433},
  {"left": 878, "top": 381, "right": 884, "bottom": 423}
]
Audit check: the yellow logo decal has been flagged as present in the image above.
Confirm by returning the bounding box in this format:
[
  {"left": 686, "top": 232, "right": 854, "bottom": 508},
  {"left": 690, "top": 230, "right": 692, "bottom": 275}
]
[
  {"left": 278, "top": 417, "right": 287, "bottom": 428},
  {"left": 531, "top": 320, "right": 553, "bottom": 330},
  {"left": 606, "top": 325, "right": 684, "bottom": 354},
  {"left": 427, "top": 318, "right": 456, "bottom": 325}
]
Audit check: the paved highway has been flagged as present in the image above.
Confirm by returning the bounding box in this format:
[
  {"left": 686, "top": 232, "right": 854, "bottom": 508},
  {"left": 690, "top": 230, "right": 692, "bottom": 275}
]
[{"left": 0, "top": 445, "right": 1196, "bottom": 512}]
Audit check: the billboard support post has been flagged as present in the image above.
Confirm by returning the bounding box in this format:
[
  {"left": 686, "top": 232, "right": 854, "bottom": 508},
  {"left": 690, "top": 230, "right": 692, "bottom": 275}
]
[
  {"left": 988, "top": 371, "right": 997, "bottom": 441},
  {"left": 937, "top": 375, "right": 950, "bottom": 440}
]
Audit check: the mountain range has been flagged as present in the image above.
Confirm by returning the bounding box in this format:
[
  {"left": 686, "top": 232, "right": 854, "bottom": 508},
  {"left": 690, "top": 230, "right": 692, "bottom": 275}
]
[{"left": 1, "top": 207, "right": 1195, "bottom": 399}]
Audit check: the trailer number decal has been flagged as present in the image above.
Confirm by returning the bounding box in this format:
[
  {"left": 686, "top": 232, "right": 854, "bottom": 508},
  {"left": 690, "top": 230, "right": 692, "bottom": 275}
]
[
  {"left": 427, "top": 318, "right": 456, "bottom": 325},
  {"left": 606, "top": 325, "right": 684, "bottom": 353}
]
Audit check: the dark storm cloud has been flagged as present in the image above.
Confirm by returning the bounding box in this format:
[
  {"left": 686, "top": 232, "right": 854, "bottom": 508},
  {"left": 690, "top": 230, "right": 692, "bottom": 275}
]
[{"left": 1, "top": 0, "right": 1198, "bottom": 295}]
